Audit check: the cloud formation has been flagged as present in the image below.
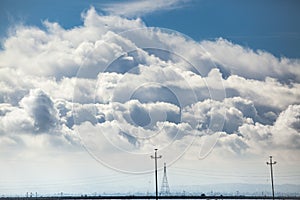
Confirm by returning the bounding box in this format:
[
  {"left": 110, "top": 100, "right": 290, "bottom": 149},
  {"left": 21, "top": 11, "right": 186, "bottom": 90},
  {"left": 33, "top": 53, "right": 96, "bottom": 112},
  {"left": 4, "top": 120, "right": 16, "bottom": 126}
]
[
  {"left": 0, "top": 7, "right": 299, "bottom": 175},
  {"left": 201, "top": 38, "right": 300, "bottom": 83},
  {"left": 20, "top": 89, "right": 58, "bottom": 133}
]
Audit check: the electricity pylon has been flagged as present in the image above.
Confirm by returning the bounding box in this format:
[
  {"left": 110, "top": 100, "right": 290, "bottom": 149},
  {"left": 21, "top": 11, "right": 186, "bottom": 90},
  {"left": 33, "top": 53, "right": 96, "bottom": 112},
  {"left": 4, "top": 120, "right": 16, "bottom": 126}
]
[{"left": 160, "top": 162, "right": 170, "bottom": 196}]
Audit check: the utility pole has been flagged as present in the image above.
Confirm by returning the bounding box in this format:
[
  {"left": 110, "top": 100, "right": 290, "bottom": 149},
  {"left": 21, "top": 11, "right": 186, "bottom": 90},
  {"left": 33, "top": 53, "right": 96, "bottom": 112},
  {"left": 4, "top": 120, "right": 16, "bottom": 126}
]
[
  {"left": 151, "top": 148, "right": 162, "bottom": 200},
  {"left": 266, "top": 156, "right": 277, "bottom": 200}
]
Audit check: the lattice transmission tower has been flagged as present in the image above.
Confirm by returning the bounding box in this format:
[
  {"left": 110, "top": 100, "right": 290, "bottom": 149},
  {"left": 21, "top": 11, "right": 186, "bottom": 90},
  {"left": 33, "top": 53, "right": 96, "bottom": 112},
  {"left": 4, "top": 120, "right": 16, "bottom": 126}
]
[{"left": 160, "top": 162, "right": 170, "bottom": 195}]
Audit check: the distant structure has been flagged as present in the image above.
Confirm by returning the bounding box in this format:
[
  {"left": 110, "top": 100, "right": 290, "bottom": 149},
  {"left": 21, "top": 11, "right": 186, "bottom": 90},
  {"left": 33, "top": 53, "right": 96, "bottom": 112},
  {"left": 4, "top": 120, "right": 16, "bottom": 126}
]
[{"left": 160, "top": 162, "right": 170, "bottom": 195}]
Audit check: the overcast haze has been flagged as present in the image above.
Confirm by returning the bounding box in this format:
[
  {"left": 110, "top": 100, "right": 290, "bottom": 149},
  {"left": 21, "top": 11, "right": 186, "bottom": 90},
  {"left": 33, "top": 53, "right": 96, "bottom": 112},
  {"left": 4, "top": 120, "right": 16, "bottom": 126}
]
[{"left": 0, "top": 0, "right": 300, "bottom": 196}]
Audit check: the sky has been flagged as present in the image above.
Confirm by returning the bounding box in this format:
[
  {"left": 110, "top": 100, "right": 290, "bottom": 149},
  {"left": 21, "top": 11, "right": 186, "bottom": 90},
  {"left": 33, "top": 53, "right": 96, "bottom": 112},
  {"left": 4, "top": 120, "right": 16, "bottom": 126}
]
[{"left": 0, "top": 0, "right": 300, "bottom": 196}]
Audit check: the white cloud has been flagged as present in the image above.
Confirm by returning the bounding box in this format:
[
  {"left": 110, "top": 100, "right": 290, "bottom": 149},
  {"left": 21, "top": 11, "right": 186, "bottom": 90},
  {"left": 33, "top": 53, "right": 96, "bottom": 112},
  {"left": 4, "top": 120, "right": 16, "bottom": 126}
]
[
  {"left": 0, "top": 105, "right": 34, "bottom": 135},
  {"left": 217, "top": 133, "right": 249, "bottom": 154},
  {"left": 272, "top": 104, "right": 300, "bottom": 149},
  {"left": 201, "top": 38, "right": 300, "bottom": 83},
  {"left": 225, "top": 75, "right": 300, "bottom": 110},
  {"left": 0, "top": 89, "right": 80, "bottom": 151},
  {"left": 20, "top": 89, "right": 59, "bottom": 133},
  {"left": 99, "top": 0, "right": 191, "bottom": 17},
  {"left": 83, "top": 7, "right": 145, "bottom": 30},
  {"left": 226, "top": 104, "right": 300, "bottom": 155}
]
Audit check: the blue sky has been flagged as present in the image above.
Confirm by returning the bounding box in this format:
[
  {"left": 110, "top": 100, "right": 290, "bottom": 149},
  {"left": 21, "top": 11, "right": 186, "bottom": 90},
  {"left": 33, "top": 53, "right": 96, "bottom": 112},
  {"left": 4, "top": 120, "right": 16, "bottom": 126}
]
[
  {"left": 1, "top": 0, "right": 300, "bottom": 57},
  {"left": 0, "top": 0, "right": 300, "bottom": 196}
]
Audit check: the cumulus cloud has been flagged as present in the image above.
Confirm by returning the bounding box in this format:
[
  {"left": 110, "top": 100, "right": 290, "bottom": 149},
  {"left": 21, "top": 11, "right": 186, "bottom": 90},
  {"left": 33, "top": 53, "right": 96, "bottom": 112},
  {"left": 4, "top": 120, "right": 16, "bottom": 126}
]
[
  {"left": 20, "top": 89, "right": 58, "bottom": 133},
  {"left": 272, "top": 105, "right": 300, "bottom": 148},
  {"left": 0, "top": 89, "right": 79, "bottom": 151},
  {"left": 218, "top": 133, "right": 249, "bottom": 154},
  {"left": 201, "top": 38, "right": 300, "bottom": 83},
  {"left": 0, "top": 104, "right": 34, "bottom": 135},
  {"left": 207, "top": 103, "right": 300, "bottom": 155},
  {"left": 224, "top": 75, "right": 300, "bottom": 112},
  {"left": 0, "top": 7, "right": 299, "bottom": 175}
]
